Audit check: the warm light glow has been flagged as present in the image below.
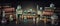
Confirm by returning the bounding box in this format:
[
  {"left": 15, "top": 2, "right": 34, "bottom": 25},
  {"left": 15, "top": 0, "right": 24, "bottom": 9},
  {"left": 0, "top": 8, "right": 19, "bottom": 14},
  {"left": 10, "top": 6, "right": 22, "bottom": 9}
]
[
  {"left": 43, "top": 11, "right": 53, "bottom": 15},
  {"left": 4, "top": 7, "right": 15, "bottom": 12}
]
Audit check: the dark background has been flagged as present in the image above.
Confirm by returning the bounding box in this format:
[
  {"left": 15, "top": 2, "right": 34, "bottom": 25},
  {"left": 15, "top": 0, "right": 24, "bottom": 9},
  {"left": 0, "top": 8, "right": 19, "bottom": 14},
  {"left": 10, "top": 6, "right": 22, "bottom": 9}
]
[{"left": 0, "top": 0, "right": 60, "bottom": 7}]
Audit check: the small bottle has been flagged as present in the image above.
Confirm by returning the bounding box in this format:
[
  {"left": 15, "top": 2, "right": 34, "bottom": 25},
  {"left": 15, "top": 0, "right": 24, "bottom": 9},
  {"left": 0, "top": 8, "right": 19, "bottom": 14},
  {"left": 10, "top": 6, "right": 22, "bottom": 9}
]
[
  {"left": 50, "top": 3, "right": 55, "bottom": 7},
  {"left": 33, "top": 17, "right": 35, "bottom": 24},
  {"left": 1, "top": 11, "right": 7, "bottom": 24},
  {"left": 2, "top": 11, "right": 5, "bottom": 17},
  {"left": 9, "top": 15, "right": 13, "bottom": 22}
]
